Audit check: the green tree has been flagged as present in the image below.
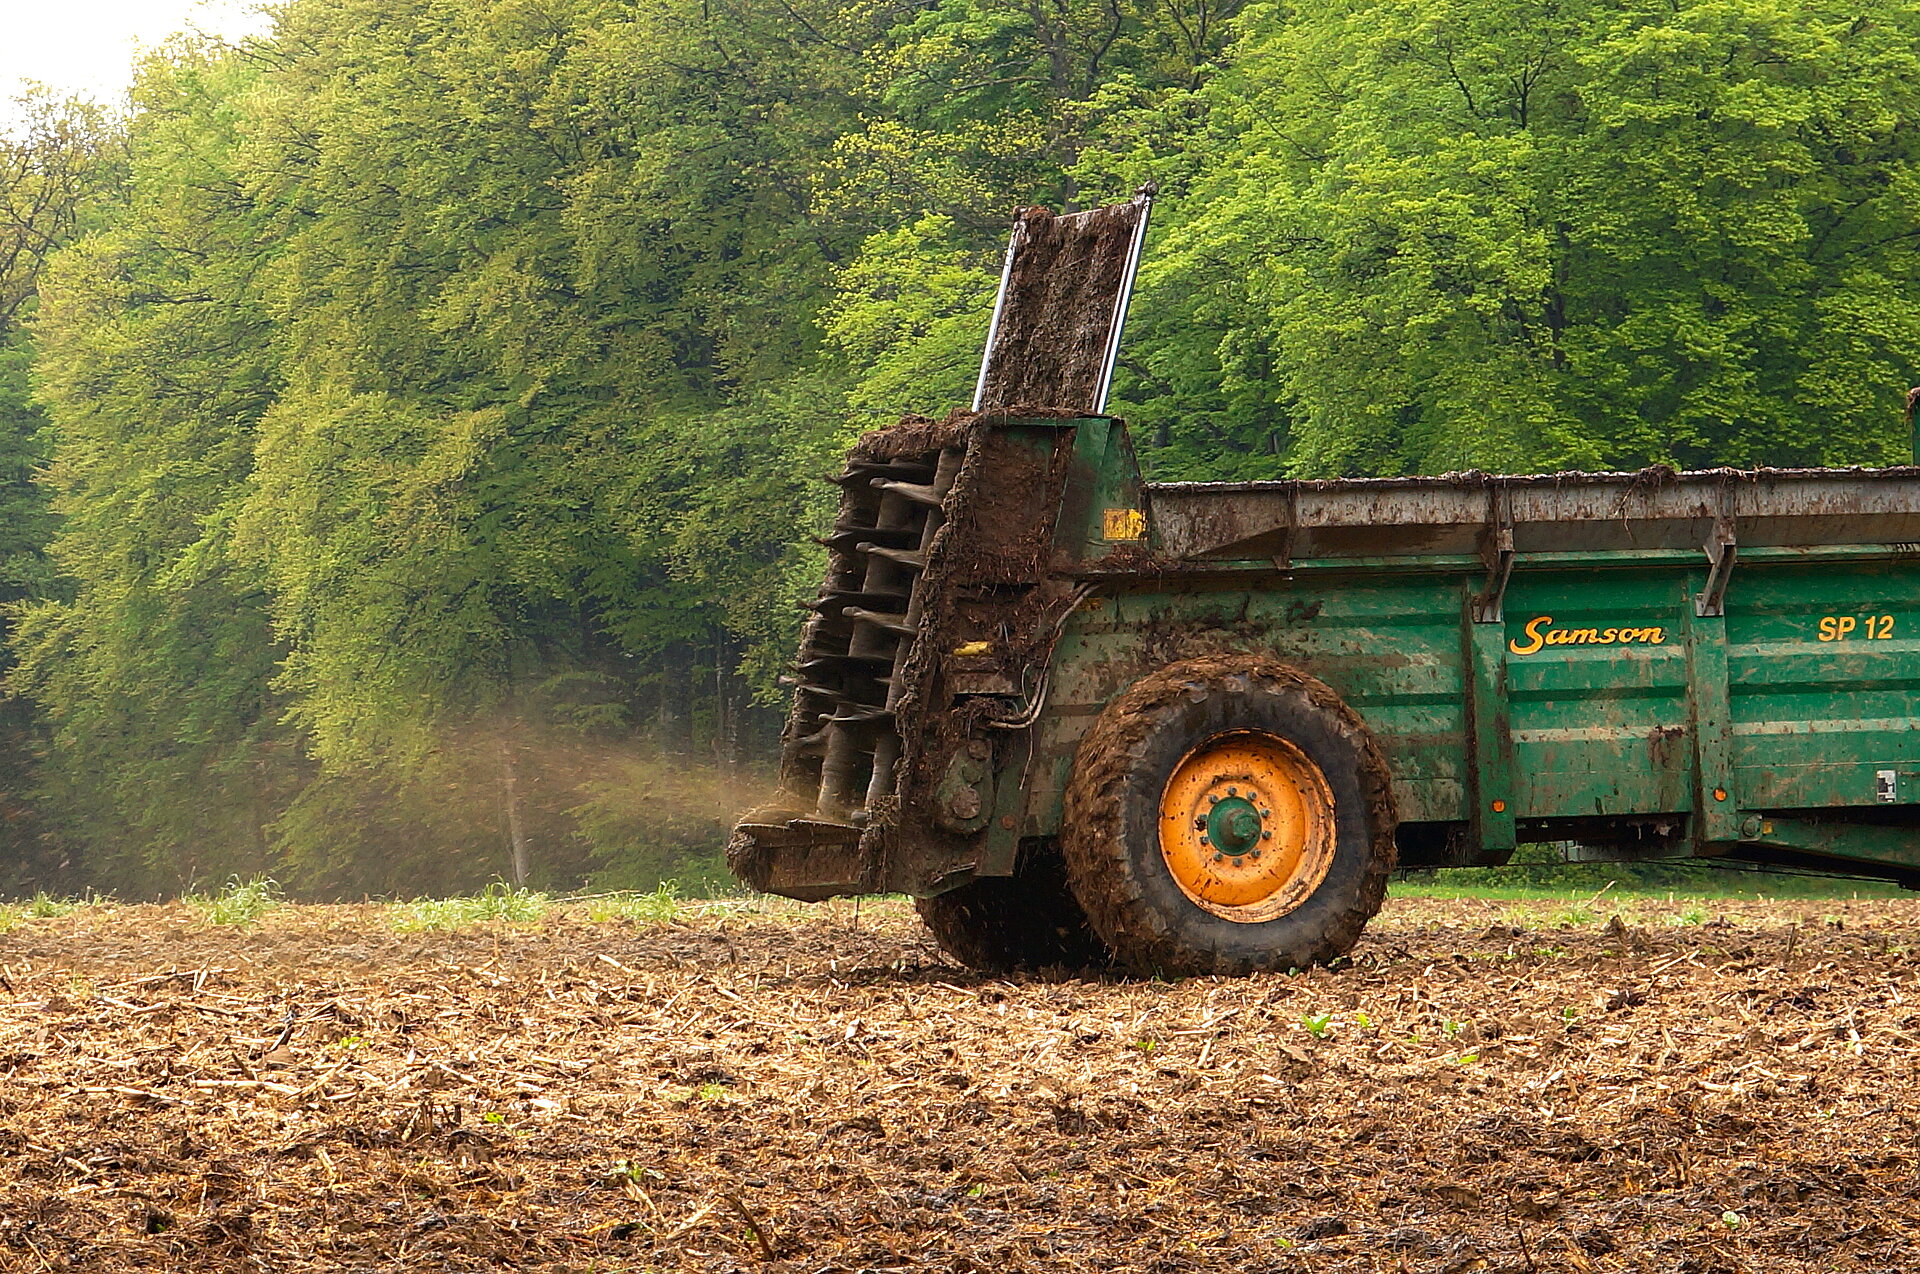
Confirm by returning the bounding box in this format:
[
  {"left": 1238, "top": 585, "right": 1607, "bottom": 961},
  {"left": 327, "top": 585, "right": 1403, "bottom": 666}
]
[
  {"left": 0, "top": 93, "right": 121, "bottom": 892},
  {"left": 24, "top": 0, "right": 1920, "bottom": 900},
  {"left": 216, "top": 0, "right": 886, "bottom": 889},
  {"left": 1116, "top": 0, "right": 1920, "bottom": 478},
  {"left": 21, "top": 0, "right": 895, "bottom": 895},
  {"left": 10, "top": 55, "right": 299, "bottom": 894},
  {"left": 821, "top": 0, "right": 1256, "bottom": 424}
]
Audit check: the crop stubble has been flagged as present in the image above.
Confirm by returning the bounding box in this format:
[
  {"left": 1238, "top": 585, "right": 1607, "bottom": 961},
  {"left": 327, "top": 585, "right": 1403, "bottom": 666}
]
[{"left": 2, "top": 896, "right": 1918, "bottom": 1271}]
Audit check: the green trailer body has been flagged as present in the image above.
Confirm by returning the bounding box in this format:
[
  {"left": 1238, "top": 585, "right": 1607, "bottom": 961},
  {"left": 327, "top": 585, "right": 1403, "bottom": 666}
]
[
  {"left": 1069, "top": 427, "right": 1920, "bottom": 883},
  {"left": 727, "top": 195, "right": 1920, "bottom": 973},
  {"left": 731, "top": 414, "right": 1920, "bottom": 935}
]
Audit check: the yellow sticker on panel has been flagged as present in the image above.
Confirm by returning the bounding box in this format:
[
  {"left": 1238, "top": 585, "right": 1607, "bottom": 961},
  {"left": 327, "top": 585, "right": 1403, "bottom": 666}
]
[{"left": 1103, "top": 508, "right": 1147, "bottom": 541}]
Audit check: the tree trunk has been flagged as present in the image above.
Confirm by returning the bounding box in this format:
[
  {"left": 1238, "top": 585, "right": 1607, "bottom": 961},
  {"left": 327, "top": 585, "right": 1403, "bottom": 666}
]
[
  {"left": 657, "top": 643, "right": 692, "bottom": 755},
  {"left": 714, "top": 626, "right": 741, "bottom": 774},
  {"left": 500, "top": 739, "right": 532, "bottom": 887}
]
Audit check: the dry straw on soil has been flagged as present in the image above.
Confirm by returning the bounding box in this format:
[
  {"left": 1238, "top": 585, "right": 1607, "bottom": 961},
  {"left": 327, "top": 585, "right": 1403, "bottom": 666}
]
[{"left": 2, "top": 893, "right": 1918, "bottom": 1271}]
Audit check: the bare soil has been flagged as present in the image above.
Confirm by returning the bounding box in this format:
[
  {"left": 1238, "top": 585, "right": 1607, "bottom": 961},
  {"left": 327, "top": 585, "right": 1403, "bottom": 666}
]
[{"left": 3, "top": 894, "right": 1918, "bottom": 1272}]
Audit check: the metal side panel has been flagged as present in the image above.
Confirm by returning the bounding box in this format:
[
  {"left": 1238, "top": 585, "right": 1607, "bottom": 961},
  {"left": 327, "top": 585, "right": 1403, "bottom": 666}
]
[
  {"left": 1029, "top": 574, "right": 1472, "bottom": 833},
  {"left": 1724, "top": 561, "right": 1920, "bottom": 810},
  {"left": 1149, "top": 467, "right": 1920, "bottom": 561},
  {"left": 1499, "top": 572, "right": 1694, "bottom": 820}
]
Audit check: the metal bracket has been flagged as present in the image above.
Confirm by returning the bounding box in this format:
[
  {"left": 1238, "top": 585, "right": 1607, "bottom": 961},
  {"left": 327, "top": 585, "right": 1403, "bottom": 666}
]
[
  {"left": 970, "top": 226, "right": 1021, "bottom": 413},
  {"left": 1091, "top": 186, "right": 1155, "bottom": 415},
  {"left": 1472, "top": 486, "right": 1515, "bottom": 624},
  {"left": 1694, "top": 486, "right": 1737, "bottom": 617},
  {"left": 1269, "top": 484, "right": 1299, "bottom": 575}
]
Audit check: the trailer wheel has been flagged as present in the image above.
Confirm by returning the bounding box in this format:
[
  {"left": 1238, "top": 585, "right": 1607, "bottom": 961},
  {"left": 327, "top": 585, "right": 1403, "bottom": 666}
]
[
  {"left": 915, "top": 847, "right": 1108, "bottom": 972},
  {"left": 1061, "top": 656, "right": 1397, "bottom": 976}
]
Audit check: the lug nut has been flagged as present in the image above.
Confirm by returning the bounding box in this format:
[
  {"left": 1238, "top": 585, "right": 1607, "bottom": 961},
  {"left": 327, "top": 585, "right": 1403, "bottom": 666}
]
[
  {"left": 1213, "top": 852, "right": 1226, "bottom": 863},
  {"left": 1208, "top": 794, "right": 1219, "bottom": 804},
  {"left": 1194, "top": 816, "right": 1207, "bottom": 828},
  {"left": 1262, "top": 830, "right": 1273, "bottom": 840},
  {"left": 1227, "top": 786, "right": 1238, "bottom": 796}
]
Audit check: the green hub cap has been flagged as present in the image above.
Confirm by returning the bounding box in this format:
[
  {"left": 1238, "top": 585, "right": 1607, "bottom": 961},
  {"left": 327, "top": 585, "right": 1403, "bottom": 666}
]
[{"left": 1206, "top": 796, "right": 1263, "bottom": 856}]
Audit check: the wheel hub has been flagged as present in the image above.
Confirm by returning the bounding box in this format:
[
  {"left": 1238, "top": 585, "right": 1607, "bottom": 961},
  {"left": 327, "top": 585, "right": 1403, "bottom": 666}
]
[
  {"left": 1206, "top": 794, "right": 1264, "bottom": 856},
  {"left": 1158, "top": 732, "right": 1337, "bottom": 924}
]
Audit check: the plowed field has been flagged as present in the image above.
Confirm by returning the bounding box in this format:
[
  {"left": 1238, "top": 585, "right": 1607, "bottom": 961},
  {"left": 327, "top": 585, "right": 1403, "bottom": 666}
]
[{"left": 3, "top": 893, "right": 1918, "bottom": 1272}]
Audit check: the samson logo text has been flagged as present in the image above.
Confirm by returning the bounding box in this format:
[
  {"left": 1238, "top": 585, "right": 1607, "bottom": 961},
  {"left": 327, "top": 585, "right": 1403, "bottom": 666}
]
[{"left": 1508, "top": 615, "right": 1667, "bottom": 656}]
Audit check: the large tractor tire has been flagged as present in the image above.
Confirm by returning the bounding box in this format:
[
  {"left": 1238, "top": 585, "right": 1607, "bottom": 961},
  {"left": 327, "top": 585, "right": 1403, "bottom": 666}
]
[
  {"left": 915, "top": 847, "right": 1109, "bottom": 973},
  {"left": 1061, "top": 655, "right": 1397, "bottom": 977}
]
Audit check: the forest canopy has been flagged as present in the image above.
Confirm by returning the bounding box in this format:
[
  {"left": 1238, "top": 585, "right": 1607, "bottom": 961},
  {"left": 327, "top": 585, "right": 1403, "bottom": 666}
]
[{"left": 1, "top": 0, "right": 1916, "bottom": 896}]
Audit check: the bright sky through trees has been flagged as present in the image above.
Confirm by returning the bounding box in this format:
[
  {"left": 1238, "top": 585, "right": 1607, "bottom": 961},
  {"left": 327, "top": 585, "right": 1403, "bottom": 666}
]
[{"left": 0, "top": 0, "right": 270, "bottom": 118}]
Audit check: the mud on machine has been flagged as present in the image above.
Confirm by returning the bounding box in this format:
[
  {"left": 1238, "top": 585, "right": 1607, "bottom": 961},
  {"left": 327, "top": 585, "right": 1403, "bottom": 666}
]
[{"left": 731, "top": 193, "right": 1920, "bottom": 976}]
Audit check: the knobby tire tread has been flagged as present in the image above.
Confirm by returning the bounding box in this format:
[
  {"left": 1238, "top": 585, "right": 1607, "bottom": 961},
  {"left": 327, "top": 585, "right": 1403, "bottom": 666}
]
[
  {"left": 914, "top": 849, "right": 1108, "bottom": 973},
  {"left": 1060, "top": 656, "right": 1397, "bottom": 976}
]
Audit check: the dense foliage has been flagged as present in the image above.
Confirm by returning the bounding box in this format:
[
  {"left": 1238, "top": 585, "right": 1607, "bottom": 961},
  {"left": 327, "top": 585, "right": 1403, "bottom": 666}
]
[
  {"left": 1118, "top": 0, "right": 1920, "bottom": 478},
  {"left": 2, "top": 0, "right": 1916, "bottom": 895}
]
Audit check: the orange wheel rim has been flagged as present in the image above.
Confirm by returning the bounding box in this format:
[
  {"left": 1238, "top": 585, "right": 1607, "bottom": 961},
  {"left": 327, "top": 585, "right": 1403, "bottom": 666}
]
[{"left": 1158, "top": 731, "right": 1336, "bottom": 924}]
